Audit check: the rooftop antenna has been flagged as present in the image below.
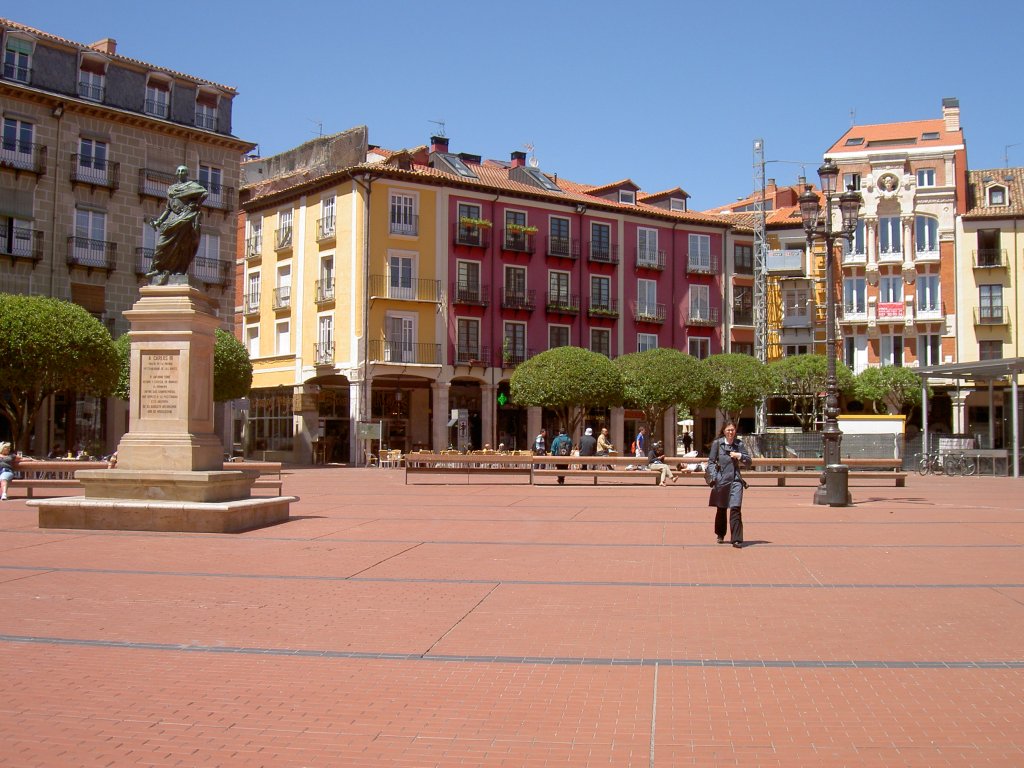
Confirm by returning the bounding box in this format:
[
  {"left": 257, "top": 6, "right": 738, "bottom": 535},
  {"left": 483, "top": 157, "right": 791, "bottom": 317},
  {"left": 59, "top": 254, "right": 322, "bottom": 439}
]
[
  {"left": 429, "top": 119, "right": 446, "bottom": 137},
  {"left": 1004, "top": 142, "right": 1023, "bottom": 167},
  {"left": 849, "top": 108, "right": 856, "bottom": 126},
  {"left": 308, "top": 119, "right": 323, "bottom": 137},
  {"left": 524, "top": 142, "right": 539, "bottom": 167}
]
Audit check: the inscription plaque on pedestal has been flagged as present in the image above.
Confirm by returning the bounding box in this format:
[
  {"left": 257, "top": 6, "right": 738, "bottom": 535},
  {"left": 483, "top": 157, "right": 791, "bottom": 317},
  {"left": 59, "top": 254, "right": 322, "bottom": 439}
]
[{"left": 140, "top": 351, "right": 179, "bottom": 419}]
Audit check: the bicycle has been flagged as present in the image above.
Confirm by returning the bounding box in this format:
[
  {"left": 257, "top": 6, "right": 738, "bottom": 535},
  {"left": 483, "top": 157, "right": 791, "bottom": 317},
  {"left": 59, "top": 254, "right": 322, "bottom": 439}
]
[
  {"left": 918, "top": 451, "right": 943, "bottom": 475},
  {"left": 943, "top": 452, "right": 978, "bottom": 477}
]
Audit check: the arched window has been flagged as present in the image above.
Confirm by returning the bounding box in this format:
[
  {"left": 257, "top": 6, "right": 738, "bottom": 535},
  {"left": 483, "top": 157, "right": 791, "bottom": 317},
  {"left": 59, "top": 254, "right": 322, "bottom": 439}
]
[{"left": 915, "top": 216, "right": 939, "bottom": 254}]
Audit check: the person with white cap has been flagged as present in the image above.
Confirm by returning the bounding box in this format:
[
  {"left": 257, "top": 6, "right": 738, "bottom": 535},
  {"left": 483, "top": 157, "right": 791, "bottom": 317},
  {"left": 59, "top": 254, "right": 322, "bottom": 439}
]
[{"left": 578, "top": 426, "right": 598, "bottom": 469}]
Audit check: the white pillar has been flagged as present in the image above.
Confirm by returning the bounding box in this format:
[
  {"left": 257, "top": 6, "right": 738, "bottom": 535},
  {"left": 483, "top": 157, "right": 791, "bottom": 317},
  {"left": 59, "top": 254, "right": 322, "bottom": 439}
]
[
  {"left": 1012, "top": 375, "right": 1019, "bottom": 478},
  {"left": 349, "top": 379, "right": 364, "bottom": 465},
  {"left": 921, "top": 379, "right": 929, "bottom": 457}
]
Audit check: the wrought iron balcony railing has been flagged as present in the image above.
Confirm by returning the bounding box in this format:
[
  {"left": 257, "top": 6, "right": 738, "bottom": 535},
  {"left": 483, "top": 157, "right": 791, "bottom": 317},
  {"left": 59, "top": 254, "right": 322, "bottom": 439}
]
[
  {"left": 588, "top": 242, "right": 619, "bottom": 264},
  {"left": 501, "top": 347, "right": 534, "bottom": 367},
  {"left": 194, "top": 110, "right": 218, "bottom": 130},
  {"left": 545, "top": 292, "right": 580, "bottom": 314},
  {"left": 633, "top": 302, "right": 666, "bottom": 324},
  {"left": 732, "top": 308, "right": 754, "bottom": 326},
  {"left": 317, "top": 216, "right": 336, "bottom": 241},
  {"left": 974, "top": 307, "right": 1008, "bottom": 326},
  {"left": 686, "top": 252, "right": 720, "bottom": 275},
  {"left": 67, "top": 236, "right": 116, "bottom": 272},
  {"left": 202, "top": 182, "right": 234, "bottom": 211},
  {"left": 368, "top": 340, "right": 442, "bottom": 365},
  {"left": 687, "top": 306, "right": 720, "bottom": 326},
  {"left": 502, "top": 228, "right": 536, "bottom": 253},
  {"left": 546, "top": 236, "right": 579, "bottom": 259},
  {"left": 77, "top": 80, "right": 104, "bottom": 101},
  {"left": 456, "top": 345, "right": 491, "bottom": 365},
  {"left": 453, "top": 222, "right": 491, "bottom": 248},
  {"left": 314, "top": 342, "right": 334, "bottom": 365},
  {"left": 0, "top": 140, "right": 46, "bottom": 175},
  {"left": 390, "top": 214, "right": 419, "bottom": 236},
  {"left": 245, "top": 235, "right": 262, "bottom": 260},
  {"left": 135, "top": 248, "right": 230, "bottom": 286},
  {"left": 369, "top": 275, "right": 442, "bottom": 302},
  {"left": 451, "top": 282, "right": 489, "bottom": 306},
  {"left": 70, "top": 155, "right": 119, "bottom": 190},
  {"left": 244, "top": 294, "right": 260, "bottom": 315},
  {"left": 144, "top": 98, "right": 169, "bottom": 118},
  {"left": 1, "top": 228, "right": 43, "bottom": 262},
  {"left": 275, "top": 227, "right": 293, "bottom": 250},
  {"left": 635, "top": 248, "right": 666, "bottom": 271},
  {"left": 587, "top": 299, "right": 620, "bottom": 319},
  {"left": 973, "top": 249, "right": 1006, "bottom": 269},
  {"left": 2, "top": 62, "right": 30, "bottom": 82},
  {"left": 316, "top": 279, "right": 335, "bottom": 303},
  {"left": 272, "top": 286, "right": 291, "bottom": 310},
  {"left": 501, "top": 289, "right": 536, "bottom": 311}
]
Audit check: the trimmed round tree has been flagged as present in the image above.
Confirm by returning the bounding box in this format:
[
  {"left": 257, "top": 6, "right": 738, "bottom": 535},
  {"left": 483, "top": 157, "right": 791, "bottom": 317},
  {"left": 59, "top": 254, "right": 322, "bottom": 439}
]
[
  {"left": 114, "top": 329, "right": 252, "bottom": 402},
  {"left": 769, "top": 353, "right": 855, "bottom": 431},
  {"left": 704, "top": 353, "right": 772, "bottom": 423},
  {"left": 853, "top": 365, "right": 925, "bottom": 415},
  {"left": 509, "top": 346, "right": 624, "bottom": 435},
  {"left": 614, "top": 348, "right": 711, "bottom": 443},
  {"left": 0, "top": 294, "right": 119, "bottom": 451}
]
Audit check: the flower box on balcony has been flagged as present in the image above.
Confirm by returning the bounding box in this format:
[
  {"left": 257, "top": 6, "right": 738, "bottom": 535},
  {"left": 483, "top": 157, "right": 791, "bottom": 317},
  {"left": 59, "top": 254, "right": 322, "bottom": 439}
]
[
  {"left": 506, "top": 224, "right": 538, "bottom": 235},
  {"left": 459, "top": 216, "right": 492, "bottom": 229}
]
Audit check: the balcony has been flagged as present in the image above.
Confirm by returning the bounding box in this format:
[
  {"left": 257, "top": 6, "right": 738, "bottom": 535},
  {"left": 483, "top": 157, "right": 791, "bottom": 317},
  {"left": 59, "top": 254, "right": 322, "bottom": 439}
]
[
  {"left": 315, "top": 279, "right": 335, "bottom": 304},
  {"left": 191, "top": 255, "right": 231, "bottom": 286},
  {"left": 2, "top": 62, "right": 30, "bottom": 83},
  {"left": 77, "top": 80, "right": 104, "bottom": 101},
  {"left": 501, "top": 289, "right": 536, "bottom": 311},
  {"left": 877, "top": 248, "right": 903, "bottom": 264},
  {"left": 314, "top": 342, "right": 334, "bottom": 366},
  {"left": 914, "top": 247, "right": 940, "bottom": 264},
  {"left": 732, "top": 308, "right": 753, "bottom": 326},
  {"left": 272, "top": 286, "right": 291, "bottom": 310},
  {"left": 633, "top": 302, "right": 666, "bottom": 324},
  {"left": 368, "top": 340, "right": 442, "bottom": 365},
  {"left": 840, "top": 305, "right": 868, "bottom": 323},
  {"left": 587, "top": 299, "right": 620, "bottom": 319},
  {"left": 390, "top": 215, "right": 418, "bottom": 237},
  {"left": 782, "top": 312, "right": 812, "bottom": 328},
  {"left": 1, "top": 228, "right": 43, "bottom": 264},
  {"left": 144, "top": 98, "right": 169, "bottom": 119},
  {"left": 974, "top": 307, "right": 1008, "bottom": 326},
  {"left": 974, "top": 249, "right": 1007, "bottom": 269},
  {"left": 686, "top": 253, "right": 719, "bottom": 275},
  {"left": 635, "top": 247, "right": 666, "bottom": 271},
  {"left": 452, "top": 222, "right": 491, "bottom": 249},
  {"left": 501, "top": 348, "right": 534, "bottom": 367},
  {"left": 203, "top": 182, "right": 234, "bottom": 211},
  {"left": 67, "top": 236, "right": 116, "bottom": 273},
  {"left": 70, "top": 156, "right": 119, "bottom": 191},
  {"left": 317, "top": 216, "right": 336, "bottom": 242},
  {"left": 916, "top": 302, "right": 944, "bottom": 322},
  {"left": 0, "top": 140, "right": 46, "bottom": 175},
  {"left": 451, "top": 282, "right": 489, "bottom": 306},
  {"left": 502, "top": 228, "right": 536, "bottom": 254},
  {"left": 546, "top": 235, "right": 579, "bottom": 259},
  {"left": 842, "top": 248, "right": 867, "bottom": 266},
  {"left": 545, "top": 292, "right": 580, "bottom": 315},
  {"left": 194, "top": 110, "right": 218, "bottom": 130},
  {"left": 686, "top": 306, "right": 719, "bottom": 326},
  {"left": 138, "top": 167, "right": 174, "bottom": 199},
  {"left": 766, "top": 249, "right": 804, "bottom": 274},
  {"left": 588, "top": 242, "right": 619, "bottom": 264},
  {"left": 456, "top": 345, "right": 491, "bottom": 366},
  {"left": 275, "top": 227, "right": 293, "bottom": 251},
  {"left": 245, "top": 235, "right": 262, "bottom": 260},
  {"left": 244, "top": 295, "right": 260, "bottom": 315},
  {"left": 369, "top": 275, "right": 442, "bottom": 302}
]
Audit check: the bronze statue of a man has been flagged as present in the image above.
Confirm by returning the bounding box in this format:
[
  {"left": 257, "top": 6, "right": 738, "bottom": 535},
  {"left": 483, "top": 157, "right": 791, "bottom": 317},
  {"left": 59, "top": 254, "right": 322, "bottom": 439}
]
[{"left": 147, "top": 165, "right": 207, "bottom": 284}]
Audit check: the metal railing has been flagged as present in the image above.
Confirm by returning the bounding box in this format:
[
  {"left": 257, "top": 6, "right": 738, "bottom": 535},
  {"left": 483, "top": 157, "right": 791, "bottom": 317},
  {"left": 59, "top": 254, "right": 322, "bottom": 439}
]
[
  {"left": 451, "top": 282, "right": 489, "bottom": 306},
  {"left": 0, "top": 140, "right": 46, "bottom": 174},
  {"left": 3, "top": 63, "right": 30, "bottom": 82},
  {"left": 587, "top": 298, "right": 620, "bottom": 318},
  {"left": 272, "top": 286, "right": 291, "bottom": 310},
  {"left": 194, "top": 110, "right": 218, "bottom": 130},
  {"left": 588, "top": 242, "right": 619, "bottom": 264},
  {"left": 389, "top": 214, "right": 419, "bottom": 236},
  {"left": 766, "top": 249, "right": 803, "bottom": 273},
  {"left": 453, "top": 223, "right": 490, "bottom": 248},
  {"left": 202, "top": 182, "right": 234, "bottom": 211},
  {"left": 974, "top": 307, "right": 1008, "bottom": 326},
  {"left": 77, "top": 80, "right": 104, "bottom": 101},
  {"left": 633, "top": 302, "right": 666, "bottom": 323},
  {"left": 732, "top": 308, "right": 753, "bottom": 326},
  {"left": 973, "top": 249, "right": 1006, "bottom": 268},
  {"left": 686, "top": 306, "right": 719, "bottom": 326},
  {"left": 545, "top": 292, "right": 580, "bottom": 314},
  {"left": 70, "top": 155, "right": 119, "bottom": 189},
  {"left": 315, "top": 279, "right": 335, "bottom": 303},
  {"left": 546, "top": 236, "right": 579, "bottom": 259},
  {"left": 1, "top": 228, "right": 42, "bottom": 261},
  {"left": 314, "top": 342, "right": 334, "bottom": 365},
  {"left": 501, "top": 348, "right": 534, "bottom": 367},
  {"left": 317, "top": 216, "right": 336, "bottom": 241},
  {"left": 275, "top": 227, "right": 293, "bottom": 250},
  {"left": 501, "top": 289, "right": 536, "bottom": 311},
  {"left": 635, "top": 248, "right": 666, "bottom": 270},
  {"left": 456, "top": 345, "right": 491, "bottom": 365},
  {"left": 144, "top": 98, "right": 169, "bottom": 118},
  {"left": 67, "top": 236, "right": 116, "bottom": 271},
  {"left": 244, "top": 294, "right": 260, "bottom": 314},
  {"left": 368, "top": 275, "right": 442, "bottom": 302},
  {"left": 245, "top": 235, "right": 262, "bottom": 259},
  {"left": 687, "top": 252, "right": 719, "bottom": 275},
  {"left": 368, "top": 340, "right": 442, "bottom": 365},
  {"left": 502, "top": 229, "right": 536, "bottom": 253},
  {"left": 191, "top": 255, "right": 230, "bottom": 285}
]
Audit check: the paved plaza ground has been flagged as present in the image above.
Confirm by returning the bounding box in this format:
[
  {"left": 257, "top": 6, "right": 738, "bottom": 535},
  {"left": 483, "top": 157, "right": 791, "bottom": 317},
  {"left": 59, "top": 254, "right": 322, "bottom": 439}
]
[{"left": 1, "top": 468, "right": 1022, "bottom": 767}]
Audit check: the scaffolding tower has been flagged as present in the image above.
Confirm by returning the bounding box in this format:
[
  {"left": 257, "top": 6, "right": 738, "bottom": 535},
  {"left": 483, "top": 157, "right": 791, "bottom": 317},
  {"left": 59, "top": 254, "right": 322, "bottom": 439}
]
[{"left": 752, "top": 139, "right": 768, "bottom": 434}]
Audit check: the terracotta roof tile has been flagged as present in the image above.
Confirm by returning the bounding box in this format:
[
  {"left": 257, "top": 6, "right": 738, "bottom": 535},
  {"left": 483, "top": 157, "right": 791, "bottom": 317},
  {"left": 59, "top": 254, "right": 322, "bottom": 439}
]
[
  {"left": 964, "top": 168, "right": 1024, "bottom": 217},
  {"left": 827, "top": 118, "right": 962, "bottom": 155}
]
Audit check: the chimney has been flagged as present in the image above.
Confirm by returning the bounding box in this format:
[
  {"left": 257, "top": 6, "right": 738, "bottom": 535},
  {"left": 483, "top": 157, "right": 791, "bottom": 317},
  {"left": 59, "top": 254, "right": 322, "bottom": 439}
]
[
  {"left": 766, "top": 178, "right": 776, "bottom": 188},
  {"left": 942, "top": 97, "right": 960, "bottom": 132},
  {"left": 90, "top": 38, "right": 117, "bottom": 55},
  {"left": 510, "top": 151, "right": 526, "bottom": 168},
  {"left": 430, "top": 135, "right": 449, "bottom": 154}
]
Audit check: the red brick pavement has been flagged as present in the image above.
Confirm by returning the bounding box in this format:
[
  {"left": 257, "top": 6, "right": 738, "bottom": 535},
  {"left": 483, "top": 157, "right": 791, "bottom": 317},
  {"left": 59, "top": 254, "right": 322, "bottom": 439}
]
[{"left": 1, "top": 468, "right": 1022, "bottom": 766}]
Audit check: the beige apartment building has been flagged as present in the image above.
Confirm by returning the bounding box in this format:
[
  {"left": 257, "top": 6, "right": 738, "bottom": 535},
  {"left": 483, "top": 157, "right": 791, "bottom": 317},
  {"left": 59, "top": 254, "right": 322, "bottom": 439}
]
[{"left": 0, "top": 18, "right": 253, "bottom": 453}]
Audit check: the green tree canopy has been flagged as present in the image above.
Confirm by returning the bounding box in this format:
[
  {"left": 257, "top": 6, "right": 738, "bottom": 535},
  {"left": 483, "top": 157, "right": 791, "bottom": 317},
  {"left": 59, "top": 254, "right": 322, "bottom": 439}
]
[
  {"left": 769, "top": 354, "right": 855, "bottom": 431},
  {"left": 510, "top": 346, "right": 624, "bottom": 435},
  {"left": 0, "top": 294, "right": 119, "bottom": 451},
  {"left": 114, "top": 329, "right": 252, "bottom": 402},
  {"left": 614, "top": 348, "right": 712, "bottom": 443},
  {"left": 853, "top": 366, "right": 926, "bottom": 415},
  {"left": 704, "top": 353, "right": 772, "bottom": 422}
]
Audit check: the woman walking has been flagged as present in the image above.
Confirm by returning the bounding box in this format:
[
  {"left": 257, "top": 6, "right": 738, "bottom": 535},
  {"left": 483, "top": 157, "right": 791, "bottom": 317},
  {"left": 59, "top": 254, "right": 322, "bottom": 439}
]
[{"left": 708, "top": 422, "right": 751, "bottom": 548}]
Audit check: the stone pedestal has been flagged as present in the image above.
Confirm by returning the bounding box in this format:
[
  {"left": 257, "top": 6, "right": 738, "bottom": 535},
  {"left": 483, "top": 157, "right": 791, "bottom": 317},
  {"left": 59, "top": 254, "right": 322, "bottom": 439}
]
[{"left": 32, "top": 283, "right": 293, "bottom": 533}]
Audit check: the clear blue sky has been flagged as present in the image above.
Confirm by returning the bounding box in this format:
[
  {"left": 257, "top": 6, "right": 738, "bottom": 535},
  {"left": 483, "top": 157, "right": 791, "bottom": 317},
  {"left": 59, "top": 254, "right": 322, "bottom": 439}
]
[{"left": 14, "top": 1, "right": 1022, "bottom": 209}]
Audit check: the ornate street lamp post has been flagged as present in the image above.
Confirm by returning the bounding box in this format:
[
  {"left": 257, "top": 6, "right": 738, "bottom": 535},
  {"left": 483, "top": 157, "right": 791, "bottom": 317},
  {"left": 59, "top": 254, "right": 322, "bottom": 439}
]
[{"left": 799, "top": 159, "right": 863, "bottom": 506}]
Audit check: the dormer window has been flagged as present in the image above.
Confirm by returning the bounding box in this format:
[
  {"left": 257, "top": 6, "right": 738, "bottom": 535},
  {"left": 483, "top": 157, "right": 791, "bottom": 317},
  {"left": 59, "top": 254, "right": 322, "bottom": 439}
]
[
  {"left": 669, "top": 198, "right": 685, "bottom": 212},
  {"left": 145, "top": 76, "right": 171, "bottom": 118},
  {"left": 78, "top": 57, "right": 106, "bottom": 101},
  {"left": 3, "top": 36, "right": 33, "bottom": 83},
  {"left": 988, "top": 185, "right": 1007, "bottom": 206},
  {"left": 195, "top": 90, "right": 218, "bottom": 130},
  {"left": 618, "top": 190, "right": 635, "bottom": 205}
]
